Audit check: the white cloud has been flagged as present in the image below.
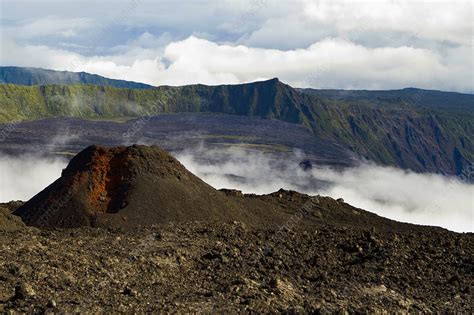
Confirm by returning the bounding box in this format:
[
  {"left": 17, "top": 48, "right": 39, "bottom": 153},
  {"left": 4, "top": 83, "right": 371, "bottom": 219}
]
[
  {"left": 3, "top": 0, "right": 472, "bottom": 49},
  {"left": 300, "top": 0, "right": 472, "bottom": 46},
  {"left": 4, "top": 34, "right": 471, "bottom": 91},
  {"left": 0, "top": 154, "right": 66, "bottom": 202},
  {"left": 0, "top": 0, "right": 472, "bottom": 91},
  {"left": 5, "top": 16, "right": 93, "bottom": 39},
  {"left": 0, "top": 37, "right": 81, "bottom": 70}
]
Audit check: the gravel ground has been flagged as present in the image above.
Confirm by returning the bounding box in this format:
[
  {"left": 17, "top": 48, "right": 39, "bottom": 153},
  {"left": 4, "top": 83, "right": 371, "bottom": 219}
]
[{"left": 1, "top": 221, "right": 472, "bottom": 313}]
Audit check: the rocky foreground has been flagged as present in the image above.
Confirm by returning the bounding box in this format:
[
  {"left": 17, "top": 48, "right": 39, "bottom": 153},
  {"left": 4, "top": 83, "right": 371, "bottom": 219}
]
[{"left": 1, "top": 218, "right": 472, "bottom": 313}]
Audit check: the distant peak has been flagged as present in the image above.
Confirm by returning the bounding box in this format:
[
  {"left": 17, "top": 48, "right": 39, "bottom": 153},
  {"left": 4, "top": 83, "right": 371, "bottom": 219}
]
[
  {"left": 254, "top": 77, "right": 287, "bottom": 88},
  {"left": 251, "top": 77, "right": 281, "bottom": 85}
]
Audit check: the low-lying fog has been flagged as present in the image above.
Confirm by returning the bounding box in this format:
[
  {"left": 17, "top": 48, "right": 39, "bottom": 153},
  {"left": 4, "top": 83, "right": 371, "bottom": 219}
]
[
  {"left": 1, "top": 146, "right": 472, "bottom": 232},
  {"left": 0, "top": 154, "right": 66, "bottom": 203}
]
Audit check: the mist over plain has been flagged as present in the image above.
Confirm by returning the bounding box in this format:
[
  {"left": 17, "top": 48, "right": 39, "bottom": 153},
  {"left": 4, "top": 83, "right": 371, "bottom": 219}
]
[{"left": 1, "top": 145, "right": 472, "bottom": 232}]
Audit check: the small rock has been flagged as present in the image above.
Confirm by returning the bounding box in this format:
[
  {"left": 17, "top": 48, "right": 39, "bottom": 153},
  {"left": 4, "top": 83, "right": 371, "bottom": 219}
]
[
  {"left": 122, "top": 287, "right": 137, "bottom": 297},
  {"left": 99, "top": 193, "right": 107, "bottom": 202},
  {"left": 47, "top": 300, "right": 57, "bottom": 308},
  {"left": 337, "top": 198, "right": 344, "bottom": 203},
  {"left": 202, "top": 251, "right": 221, "bottom": 260},
  {"left": 14, "top": 283, "right": 36, "bottom": 300},
  {"left": 177, "top": 255, "right": 186, "bottom": 264},
  {"left": 8, "top": 264, "right": 24, "bottom": 277},
  {"left": 232, "top": 221, "right": 247, "bottom": 230},
  {"left": 447, "top": 274, "right": 460, "bottom": 285},
  {"left": 269, "top": 277, "right": 281, "bottom": 288},
  {"left": 319, "top": 271, "right": 328, "bottom": 282},
  {"left": 154, "top": 232, "right": 163, "bottom": 240}
]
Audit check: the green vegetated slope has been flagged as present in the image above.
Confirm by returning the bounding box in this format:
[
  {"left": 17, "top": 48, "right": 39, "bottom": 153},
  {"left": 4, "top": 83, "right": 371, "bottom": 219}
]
[
  {"left": 0, "top": 78, "right": 472, "bottom": 175},
  {"left": 0, "top": 79, "right": 304, "bottom": 122}
]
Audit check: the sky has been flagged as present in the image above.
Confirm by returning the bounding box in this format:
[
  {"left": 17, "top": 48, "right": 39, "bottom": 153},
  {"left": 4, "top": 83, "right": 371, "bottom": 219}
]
[{"left": 0, "top": 0, "right": 473, "bottom": 92}]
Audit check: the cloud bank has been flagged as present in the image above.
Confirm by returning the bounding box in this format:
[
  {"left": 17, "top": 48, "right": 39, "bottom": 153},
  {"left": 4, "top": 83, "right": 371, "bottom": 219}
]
[{"left": 0, "top": 154, "right": 67, "bottom": 202}]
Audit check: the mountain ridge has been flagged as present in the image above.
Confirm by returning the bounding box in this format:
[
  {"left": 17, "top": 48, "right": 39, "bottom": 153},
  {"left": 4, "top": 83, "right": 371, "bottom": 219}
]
[
  {"left": 2, "top": 66, "right": 473, "bottom": 97},
  {"left": 0, "top": 66, "right": 153, "bottom": 89}
]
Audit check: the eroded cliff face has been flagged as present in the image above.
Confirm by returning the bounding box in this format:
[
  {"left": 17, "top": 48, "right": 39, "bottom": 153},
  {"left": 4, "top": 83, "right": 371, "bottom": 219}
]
[{"left": 318, "top": 107, "right": 473, "bottom": 176}]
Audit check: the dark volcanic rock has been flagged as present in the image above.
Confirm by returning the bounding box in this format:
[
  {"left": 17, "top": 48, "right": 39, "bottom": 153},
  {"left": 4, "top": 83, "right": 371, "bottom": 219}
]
[
  {"left": 0, "top": 222, "right": 472, "bottom": 313},
  {"left": 13, "top": 145, "right": 288, "bottom": 228}
]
